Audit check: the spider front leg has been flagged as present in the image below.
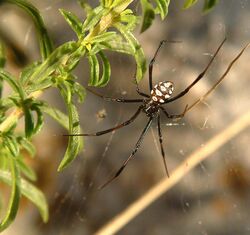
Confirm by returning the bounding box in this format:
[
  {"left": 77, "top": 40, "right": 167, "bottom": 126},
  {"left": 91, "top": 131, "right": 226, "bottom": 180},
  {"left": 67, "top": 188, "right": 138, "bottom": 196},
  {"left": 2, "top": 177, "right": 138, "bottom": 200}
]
[
  {"left": 157, "top": 115, "right": 169, "bottom": 177},
  {"left": 85, "top": 87, "right": 144, "bottom": 103},
  {"left": 99, "top": 118, "right": 153, "bottom": 189},
  {"left": 149, "top": 40, "right": 182, "bottom": 91},
  {"left": 135, "top": 82, "right": 150, "bottom": 98},
  {"left": 165, "top": 38, "right": 227, "bottom": 103},
  {"left": 64, "top": 106, "right": 142, "bottom": 137}
]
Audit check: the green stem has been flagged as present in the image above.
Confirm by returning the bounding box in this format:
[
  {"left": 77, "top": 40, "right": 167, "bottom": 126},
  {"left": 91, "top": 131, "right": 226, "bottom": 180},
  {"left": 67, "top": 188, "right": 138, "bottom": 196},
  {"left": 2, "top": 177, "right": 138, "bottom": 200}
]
[{"left": 0, "top": 0, "right": 135, "bottom": 134}]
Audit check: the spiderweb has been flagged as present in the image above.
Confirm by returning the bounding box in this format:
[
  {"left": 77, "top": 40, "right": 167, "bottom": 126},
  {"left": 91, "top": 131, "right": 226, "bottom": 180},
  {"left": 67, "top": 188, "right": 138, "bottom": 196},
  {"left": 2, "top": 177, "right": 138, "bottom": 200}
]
[{"left": 1, "top": 0, "right": 250, "bottom": 234}]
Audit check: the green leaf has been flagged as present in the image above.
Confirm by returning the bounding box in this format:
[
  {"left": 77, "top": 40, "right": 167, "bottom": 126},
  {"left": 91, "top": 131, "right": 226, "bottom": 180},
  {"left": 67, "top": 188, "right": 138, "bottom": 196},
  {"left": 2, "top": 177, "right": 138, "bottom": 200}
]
[
  {"left": 0, "top": 71, "right": 26, "bottom": 100},
  {"left": 0, "top": 76, "right": 2, "bottom": 99},
  {"left": 25, "top": 77, "right": 54, "bottom": 94},
  {"left": 183, "top": 0, "right": 198, "bottom": 9},
  {"left": 58, "top": 103, "right": 82, "bottom": 171},
  {"left": 87, "top": 54, "right": 99, "bottom": 86},
  {"left": 100, "top": 0, "right": 113, "bottom": 7},
  {"left": 120, "top": 10, "right": 139, "bottom": 31},
  {"left": 22, "top": 99, "right": 44, "bottom": 138},
  {"left": 99, "top": 34, "right": 134, "bottom": 54},
  {"left": 155, "top": 0, "right": 170, "bottom": 19},
  {"left": 183, "top": 0, "right": 218, "bottom": 11},
  {"left": 23, "top": 106, "right": 34, "bottom": 138},
  {"left": 91, "top": 32, "right": 117, "bottom": 44},
  {"left": 0, "top": 157, "right": 20, "bottom": 232},
  {"left": 29, "top": 41, "right": 84, "bottom": 85},
  {"left": 115, "top": 23, "right": 146, "bottom": 82},
  {"left": 0, "top": 169, "right": 48, "bottom": 223},
  {"left": 20, "top": 61, "right": 41, "bottom": 86},
  {"left": 203, "top": 0, "right": 218, "bottom": 12},
  {"left": 40, "top": 103, "right": 69, "bottom": 130},
  {"left": 96, "top": 51, "right": 111, "bottom": 87},
  {"left": 3, "top": 136, "right": 20, "bottom": 157},
  {"left": 0, "top": 41, "right": 6, "bottom": 68},
  {"left": 64, "top": 76, "right": 86, "bottom": 103},
  {"left": 16, "top": 157, "right": 37, "bottom": 181},
  {"left": 82, "top": 5, "right": 108, "bottom": 34},
  {"left": 0, "top": 152, "right": 9, "bottom": 171},
  {"left": 3, "top": 0, "right": 53, "bottom": 60},
  {"left": 57, "top": 85, "right": 82, "bottom": 171},
  {"left": 60, "top": 9, "right": 83, "bottom": 38},
  {"left": 140, "top": 0, "right": 155, "bottom": 33},
  {"left": 31, "top": 104, "right": 44, "bottom": 135},
  {"left": 72, "top": 81, "right": 86, "bottom": 103},
  {"left": 17, "top": 137, "right": 36, "bottom": 157}
]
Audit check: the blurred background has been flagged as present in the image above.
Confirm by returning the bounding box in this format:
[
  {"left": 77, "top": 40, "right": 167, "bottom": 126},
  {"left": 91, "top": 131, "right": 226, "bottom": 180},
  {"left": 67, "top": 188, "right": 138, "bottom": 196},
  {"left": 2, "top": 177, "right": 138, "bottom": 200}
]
[{"left": 1, "top": 0, "right": 250, "bottom": 234}]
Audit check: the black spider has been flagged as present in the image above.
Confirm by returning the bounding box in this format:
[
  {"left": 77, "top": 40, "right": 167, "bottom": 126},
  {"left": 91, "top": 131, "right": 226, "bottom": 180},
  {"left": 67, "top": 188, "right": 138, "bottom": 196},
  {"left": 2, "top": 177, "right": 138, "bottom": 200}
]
[{"left": 65, "top": 38, "right": 249, "bottom": 188}]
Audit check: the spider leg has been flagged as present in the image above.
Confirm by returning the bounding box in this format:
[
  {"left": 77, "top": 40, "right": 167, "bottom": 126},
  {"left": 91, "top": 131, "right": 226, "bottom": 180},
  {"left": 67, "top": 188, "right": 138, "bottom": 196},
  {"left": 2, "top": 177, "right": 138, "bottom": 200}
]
[
  {"left": 99, "top": 118, "right": 153, "bottom": 189},
  {"left": 64, "top": 106, "right": 142, "bottom": 137},
  {"left": 135, "top": 82, "right": 150, "bottom": 98},
  {"left": 86, "top": 87, "right": 144, "bottom": 103},
  {"left": 149, "top": 40, "right": 182, "bottom": 91},
  {"left": 165, "top": 38, "right": 227, "bottom": 103},
  {"left": 160, "top": 105, "right": 188, "bottom": 120},
  {"left": 157, "top": 115, "right": 169, "bottom": 177},
  {"left": 183, "top": 42, "right": 250, "bottom": 114}
]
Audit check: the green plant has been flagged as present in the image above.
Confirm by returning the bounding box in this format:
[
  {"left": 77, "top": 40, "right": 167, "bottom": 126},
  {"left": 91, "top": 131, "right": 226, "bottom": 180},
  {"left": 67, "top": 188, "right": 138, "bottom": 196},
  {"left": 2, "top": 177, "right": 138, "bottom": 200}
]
[{"left": 0, "top": 0, "right": 218, "bottom": 231}]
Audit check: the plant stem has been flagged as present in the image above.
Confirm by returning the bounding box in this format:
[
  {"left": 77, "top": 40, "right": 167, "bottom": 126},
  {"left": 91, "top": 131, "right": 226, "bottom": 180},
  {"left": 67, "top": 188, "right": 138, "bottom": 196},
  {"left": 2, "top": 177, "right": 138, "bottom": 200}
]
[
  {"left": 0, "top": 0, "right": 134, "bottom": 134},
  {"left": 0, "top": 90, "right": 42, "bottom": 133}
]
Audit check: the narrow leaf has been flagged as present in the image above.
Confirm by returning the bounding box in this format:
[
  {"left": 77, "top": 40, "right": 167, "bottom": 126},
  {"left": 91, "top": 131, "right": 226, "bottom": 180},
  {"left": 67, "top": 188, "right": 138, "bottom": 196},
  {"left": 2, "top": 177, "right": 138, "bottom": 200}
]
[
  {"left": 91, "top": 32, "right": 117, "bottom": 44},
  {"left": 0, "top": 41, "right": 6, "bottom": 68},
  {"left": 17, "top": 137, "right": 36, "bottom": 157},
  {"left": 0, "top": 75, "right": 3, "bottom": 99},
  {"left": 82, "top": 5, "right": 107, "bottom": 33},
  {"left": 99, "top": 34, "right": 134, "bottom": 54},
  {"left": 60, "top": 9, "right": 83, "bottom": 38},
  {"left": 3, "top": 136, "right": 19, "bottom": 158},
  {"left": 0, "top": 157, "right": 20, "bottom": 232},
  {"left": 203, "top": 0, "right": 218, "bottom": 12},
  {"left": 0, "top": 169, "right": 48, "bottom": 223},
  {"left": 31, "top": 104, "right": 44, "bottom": 135},
  {"left": 120, "top": 10, "right": 138, "bottom": 31},
  {"left": 97, "top": 51, "right": 111, "bottom": 87},
  {"left": 58, "top": 103, "right": 82, "bottom": 171},
  {"left": 0, "top": 71, "right": 26, "bottom": 100},
  {"left": 87, "top": 54, "right": 100, "bottom": 86},
  {"left": 16, "top": 157, "right": 37, "bottom": 181},
  {"left": 155, "top": 0, "right": 170, "bottom": 19},
  {"left": 115, "top": 23, "right": 146, "bottom": 82},
  {"left": 183, "top": 0, "right": 198, "bottom": 9},
  {"left": 24, "top": 107, "right": 34, "bottom": 138},
  {"left": 25, "top": 77, "right": 54, "bottom": 94},
  {"left": 140, "top": 0, "right": 155, "bottom": 33},
  {"left": 57, "top": 86, "right": 82, "bottom": 171},
  {"left": 40, "top": 103, "right": 69, "bottom": 130},
  {"left": 20, "top": 61, "right": 41, "bottom": 86},
  {"left": 4, "top": 0, "right": 53, "bottom": 60}
]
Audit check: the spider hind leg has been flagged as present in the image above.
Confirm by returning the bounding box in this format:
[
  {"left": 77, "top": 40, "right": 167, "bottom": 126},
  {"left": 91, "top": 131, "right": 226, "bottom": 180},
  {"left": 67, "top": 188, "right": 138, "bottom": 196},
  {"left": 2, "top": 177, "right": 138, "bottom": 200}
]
[{"left": 99, "top": 118, "right": 153, "bottom": 189}]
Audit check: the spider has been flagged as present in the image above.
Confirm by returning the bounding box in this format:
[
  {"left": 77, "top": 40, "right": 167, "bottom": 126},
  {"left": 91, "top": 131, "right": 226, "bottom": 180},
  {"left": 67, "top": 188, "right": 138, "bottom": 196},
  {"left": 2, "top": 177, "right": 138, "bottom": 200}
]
[{"left": 65, "top": 38, "right": 249, "bottom": 188}]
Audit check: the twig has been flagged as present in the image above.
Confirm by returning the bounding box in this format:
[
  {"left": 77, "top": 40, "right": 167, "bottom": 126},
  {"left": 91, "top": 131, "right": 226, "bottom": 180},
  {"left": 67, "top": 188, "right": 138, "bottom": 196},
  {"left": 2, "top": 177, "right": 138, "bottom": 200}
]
[
  {"left": 0, "top": 90, "right": 42, "bottom": 132},
  {"left": 95, "top": 110, "right": 250, "bottom": 235}
]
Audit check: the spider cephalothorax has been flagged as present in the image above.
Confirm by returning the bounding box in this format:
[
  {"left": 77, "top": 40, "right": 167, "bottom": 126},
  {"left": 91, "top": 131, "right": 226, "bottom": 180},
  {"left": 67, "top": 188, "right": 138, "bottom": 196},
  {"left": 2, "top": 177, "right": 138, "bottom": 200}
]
[
  {"left": 143, "top": 81, "right": 174, "bottom": 117},
  {"left": 65, "top": 38, "right": 249, "bottom": 188}
]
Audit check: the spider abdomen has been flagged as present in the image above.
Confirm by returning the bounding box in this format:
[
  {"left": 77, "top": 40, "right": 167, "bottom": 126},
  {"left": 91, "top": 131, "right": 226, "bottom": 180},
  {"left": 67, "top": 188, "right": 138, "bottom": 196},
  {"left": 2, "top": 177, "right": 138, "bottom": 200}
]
[{"left": 150, "top": 81, "right": 174, "bottom": 103}]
